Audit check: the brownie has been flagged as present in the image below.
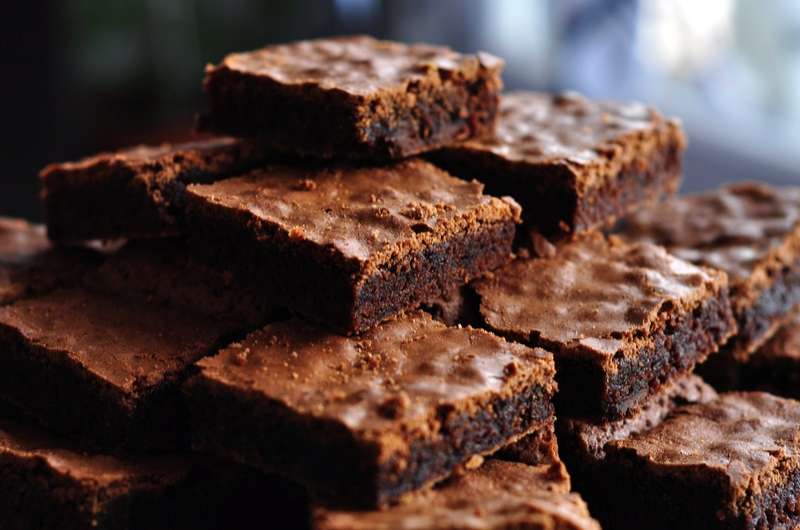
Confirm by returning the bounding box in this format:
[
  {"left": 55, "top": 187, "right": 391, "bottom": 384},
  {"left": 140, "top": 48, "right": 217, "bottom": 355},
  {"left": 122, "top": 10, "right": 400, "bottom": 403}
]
[
  {"left": 472, "top": 233, "right": 736, "bottom": 419},
  {"left": 314, "top": 460, "right": 600, "bottom": 530},
  {"left": 40, "top": 137, "right": 273, "bottom": 241},
  {"left": 199, "top": 35, "right": 503, "bottom": 160},
  {"left": 618, "top": 182, "right": 800, "bottom": 361},
  {"left": 427, "top": 91, "right": 685, "bottom": 243},
  {"left": 0, "top": 410, "right": 310, "bottom": 530},
  {"left": 0, "top": 217, "right": 98, "bottom": 304},
  {"left": 736, "top": 313, "right": 800, "bottom": 398},
  {"left": 596, "top": 392, "right": 800, "bottom": 530},
  {"left": 184, "top": 310, "right": 556, "bottom": 508},
  {"left": 0, "top": 287, "right": 243, "bottom": 450},
  {"left": 184, "top": 158, "right": 521, "bottom": 334}
]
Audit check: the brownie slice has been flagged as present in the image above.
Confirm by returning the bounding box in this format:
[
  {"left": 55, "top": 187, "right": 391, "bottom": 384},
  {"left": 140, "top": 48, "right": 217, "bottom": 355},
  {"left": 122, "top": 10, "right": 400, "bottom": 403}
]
[
  {"left": 199, "top": 35, "right": 503, "bottom": 160},
  {"left": 472, "top": 233, "right": 736, "bottom": 419},
  {"left": 0, "top": 217, "right": 98, "bottom": 305},
  {"left": 184, "top": 159, "right": 520, "bottom": 334},
  {"left": 597, "top": 392, "right": 800, "bottom": 530},
  {"left": 314, "top": 460, "right": 600, "bottom": 530},
  {"left": 40, "top": 137, "right": 272, "bottom": 241},
  {"left": 427, "top": 91, "right": 685, "bottom": 243},
  {"left": 184, "top": 311, "right": 556, "bottom": 508},
  {"left": 0, "top": 409, "right": 310, "bottom": 530},
  {"left": 736, "top": 313, "right": 800, "bottom": 399},
  {"left": 618, "top": 182, "right": 800, "bottom": 361},
  {"left": 0, "top": 287, "right": 243, "bottom": 451}
]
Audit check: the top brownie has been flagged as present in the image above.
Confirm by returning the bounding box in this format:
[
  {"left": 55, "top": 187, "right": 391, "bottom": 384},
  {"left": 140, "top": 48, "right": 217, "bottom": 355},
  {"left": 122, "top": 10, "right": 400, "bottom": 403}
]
[
  {"left": 618, "top": 182, "right": 800, "bottom": 359},
  {"left": 472, "top": 234, "right": 735, "bottom": 419},
  {"left": 427, "top": 91, "right": 685, "bottom": 242},
  {"left": 40, "top": 137, "right": 272, "bottom": 241},
  {"left": 315, "top": 460, "right": 601, "bottom": 530},
  {"left": 0, "top": 217, "right": 97, "bottom": 304},
  {"left": 184, "top": 159, "right": 520, "bottom": 333},
  {"left": 199, "top": 36, "right": 504, "bottom": 160}
]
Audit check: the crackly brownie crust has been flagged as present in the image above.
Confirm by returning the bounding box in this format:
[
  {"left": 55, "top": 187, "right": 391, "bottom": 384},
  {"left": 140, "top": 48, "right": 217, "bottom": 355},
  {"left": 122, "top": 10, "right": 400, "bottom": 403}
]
[
  {"left": 619, "top": 182, "right": 800, "bottom": 360},
  {"left": 0, "top": 217, "right": 99, "bottom": 305},
  {"left": 39, "top": 137, "right": 273, "bottom": 242},
  {"left": 472, "top": 233, "right": 735, "bottom": 420},
  {"left": 314, "top": 460, "right": 600, "bottom": 530},
  {"left": 185, "top": 311, "right": 556, "bottom": 508},
  {"left": 184, "top": 159, "right": 520, "bottom": 334},
  {"left": 0, "top": 287, "right": 243, "bottom": 451},
  {"left": 427, "top": 91, "right": 685, "bottom": 243},
  {"left": 199, "top": 36, "right": 503, "bottom": 160},
  {"left": 597, "top": 392, "right": 800, "bottom": 530}
]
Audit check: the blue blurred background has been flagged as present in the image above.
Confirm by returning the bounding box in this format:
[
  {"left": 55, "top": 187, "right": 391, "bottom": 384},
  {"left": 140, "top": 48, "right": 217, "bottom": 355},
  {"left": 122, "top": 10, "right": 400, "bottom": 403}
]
[{"left": 3, "top": 0, "right": 800, "bottom": 219}]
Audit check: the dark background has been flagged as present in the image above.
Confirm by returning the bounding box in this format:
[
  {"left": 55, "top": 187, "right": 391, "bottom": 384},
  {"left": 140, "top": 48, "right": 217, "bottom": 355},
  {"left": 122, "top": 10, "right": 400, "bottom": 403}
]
[{"left": 4, "top": 0, "right": 800, "bottom": 221}]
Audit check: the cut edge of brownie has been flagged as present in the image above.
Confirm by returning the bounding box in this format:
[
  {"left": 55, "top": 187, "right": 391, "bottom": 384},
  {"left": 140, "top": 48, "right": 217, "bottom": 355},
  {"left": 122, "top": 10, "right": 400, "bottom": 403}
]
[
  {"left": 184, "top": 372, "right": 555, "bottom": 509},
  {"left": 427, "top": 114, "right": 685, "bottom": 243},
  {"left": 199, "top": 48, "right": 503, "bottom": 160}
]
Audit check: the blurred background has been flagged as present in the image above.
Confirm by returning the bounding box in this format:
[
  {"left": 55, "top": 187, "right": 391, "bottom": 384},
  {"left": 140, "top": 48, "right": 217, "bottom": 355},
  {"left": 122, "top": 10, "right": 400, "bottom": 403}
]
[{"left": 3, "top": 0, "right": 800, "bottom": 220}]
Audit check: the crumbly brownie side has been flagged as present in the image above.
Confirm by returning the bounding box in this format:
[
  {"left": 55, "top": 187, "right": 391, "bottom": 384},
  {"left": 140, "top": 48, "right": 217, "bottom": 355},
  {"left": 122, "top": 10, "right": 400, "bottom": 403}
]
[
  {"left": 0, "top": 217, "right": 100, "bottom": 305},
  {"left": 492, "top": 416, "right": 560, "bottom": 467},
  {"left": 314, "top": 460, "right": 601, "bottom": 530},
  {"left": 0, "top": 288, "right": 240, "bottom": 451},
  {"left": 184, "top": 312, "right": 556, "bottom": 508},
  {"left": 184, "top": 159, "right": 520, "bottom": 334},
  {"left": 618, "top": 182, "right": 800, "bottom": 360},
  {"left": 199, "top": 36, "right": 503, "bottom": 160},
  {"left": 39, "top": 137, "right": 272, "bottom": 241},
  {"left": 427, "top": 91, "right": 685, "bottom": 243},
  {"left": 597, "top": 392, "right": 800, "bottom": 530},
  {"left": 473, "top": 234, "right": 735, "bottom": 420}
]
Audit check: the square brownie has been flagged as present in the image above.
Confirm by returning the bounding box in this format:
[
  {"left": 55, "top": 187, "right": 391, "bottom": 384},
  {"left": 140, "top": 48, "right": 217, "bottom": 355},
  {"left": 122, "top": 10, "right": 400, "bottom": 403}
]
[
  {"left": 184, "top": 311, "right": 556, "bottom": 508},
  {"left": 427, "top": 91, "right": 685, "bottom": 243},
  {"left": 618, "top": 182, "right": 800, "bottom": 360},
  {"left": 0, "top": 287, "right": 242, "bottom": 451},
  {"left": 471, "top": 233, "right": 736, "bottom": 419},
  {"left": 314, "top": 460, "right": 600, "bottom": 530},
  {"left": 199, "top": 36, "right": 503, "bottom": 160},
  {"left": 597, "top": 392, "right": 800, "bottom": 530},
  {"left": 184, "top": 158, "right": 520, "bottom": 334},
  {"left": 40, "top": 137, "right": 272, "bottom": 241},
  {"left": 0, "top": 217, "right": 98, "bottom": 305}
]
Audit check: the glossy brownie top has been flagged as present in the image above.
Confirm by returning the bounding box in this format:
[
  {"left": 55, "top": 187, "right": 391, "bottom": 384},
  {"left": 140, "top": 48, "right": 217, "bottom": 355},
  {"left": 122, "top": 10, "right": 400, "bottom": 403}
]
[
  {"left": 0, "top": 287, "right": 233, "bottom": 395},
  {"left": 607, "top": 392, "right": 800, "bottom": 488},
  {"left": 316, "top": 460, "right": 600, "bottom": 530},
  {"left": 619, "top": 182, "right": 800, "bottom": 283},
  {"left": 194, "top": 311, "right": 554, "bottom": 435},
  {"left": 473, "top": 233, "right": 728, "bottom": 357},
  {"left": 186, "top": 159, "right": 521, "bottom": 268},
  {"left": 562, "top": 374, "right": 718, "bottom": 461},
  {"left": 441, "top": 91, "right": 684, "bottom": 178},
  {"left": 206, "top": 35, "right": 503, "bottom": 97},
  {"left": 0, "top": 413, "right": 189, "bottom": 487},
  {"left": 0, "top": 218, "right": 51, "bottom": 267}
]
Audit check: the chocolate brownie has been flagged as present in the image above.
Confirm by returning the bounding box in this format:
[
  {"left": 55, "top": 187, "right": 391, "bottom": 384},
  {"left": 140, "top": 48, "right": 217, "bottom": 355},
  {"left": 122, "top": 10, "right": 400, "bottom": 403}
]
[
  {"left": 472, "top": 233, "right": 736, "bottom": 419},
  {"left": 0, "top": 217, "right": 98, "bottom": 305},
  {"left": 199, "top": 36, "right": 503, "bottom": 160},
  {"left": 184, "top": 159, "right": 521, "bottom": 334},
  {"left": 736, "top": 313, "right": 800, "bottom": 398},
  {"left": 618, "top": 182, "right": 800, "bottom": 360},
  {"left": 314, "top": 460, "right": 600, "bottom": 530},
  {"left": 597, "top": 392, "right": 800, "bottom": 530},
  {"left": 40, "top": 137, "right": 273, "bottom": 241},
  {"left": 0, "top": 287, "right": 243, "bottom": 450},
  {"left": 427, "top": 91, "right": 685, "bottom": 243},
  {"left": 184, "top": 311, "right": 556, "bottom": 508},
  {"left": 0, "top": 410, "right": 310, "bottom": 530}
]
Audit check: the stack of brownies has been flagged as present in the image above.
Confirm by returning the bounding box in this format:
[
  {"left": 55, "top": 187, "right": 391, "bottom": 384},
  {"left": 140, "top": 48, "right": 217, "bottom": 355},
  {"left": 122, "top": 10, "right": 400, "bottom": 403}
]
[{"left": 2, "top": 35, "right": 800, "bottom": 530}]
